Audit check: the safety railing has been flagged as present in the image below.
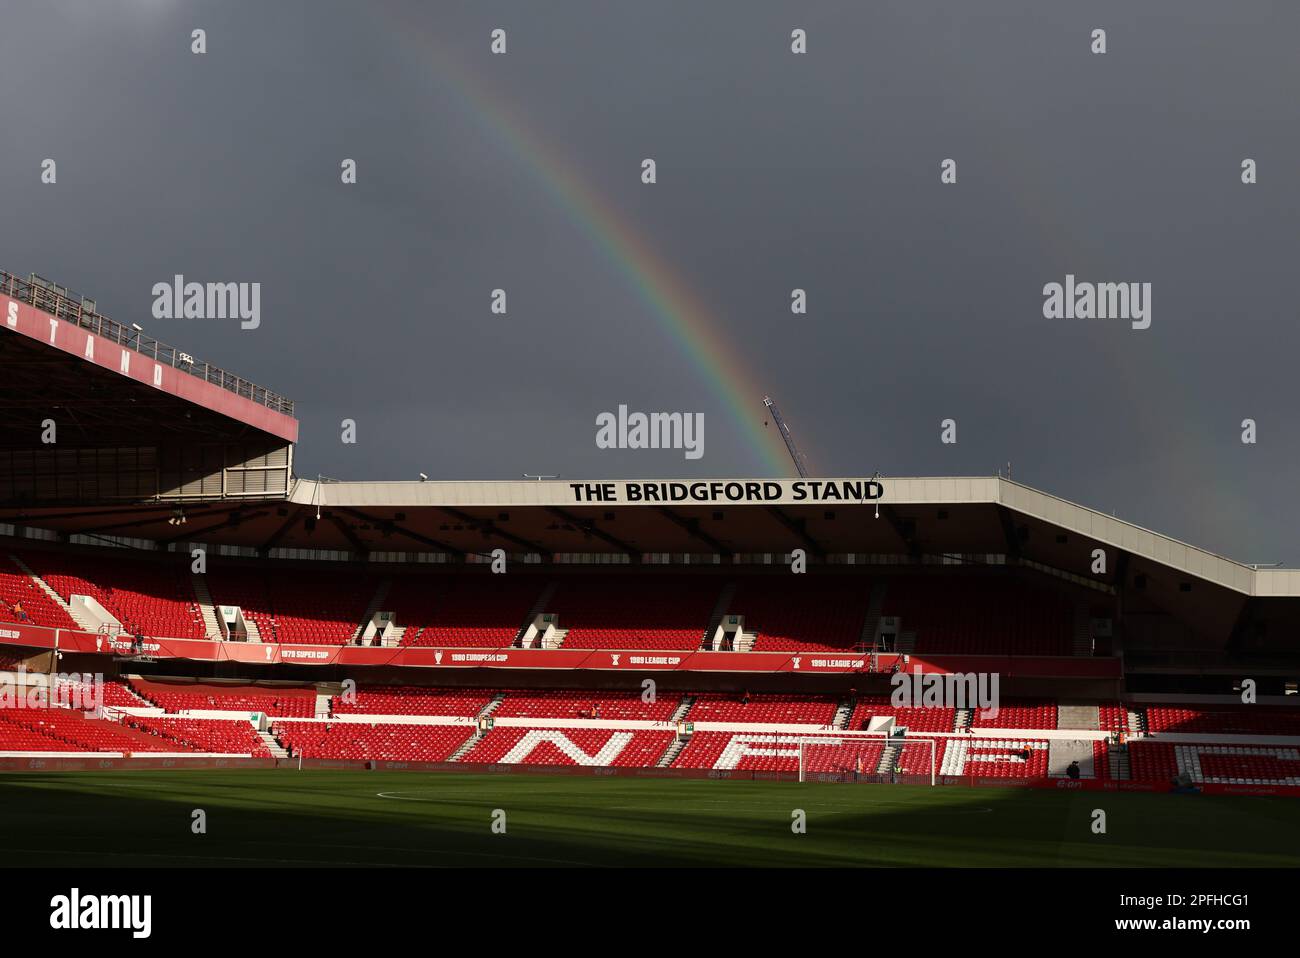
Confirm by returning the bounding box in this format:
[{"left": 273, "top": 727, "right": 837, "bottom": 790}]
[{"left": 0, "top": 269, "right": 295, "bottom": 416}]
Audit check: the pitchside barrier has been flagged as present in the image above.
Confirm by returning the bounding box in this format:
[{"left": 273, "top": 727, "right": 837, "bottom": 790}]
[{"left": 2, "top": 754, "right": 1299, "bottom": 796}]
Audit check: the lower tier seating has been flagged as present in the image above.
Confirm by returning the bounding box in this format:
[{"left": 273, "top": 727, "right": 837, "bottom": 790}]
[
  {"left": 970, "top": 698, "right": 1057, "bottom": 730},
  {"left": 125, "top": 716, "right": 270, "bottom": 756},
  {"left": 847, "top": 695, "right": 955, "bottom": 733},
  {"left": 1129, "top": 741, "right": 1300, "bottom": 785},
  {"left": 131, "top": 679, "right": 316, "bottom": 717},
  {"left": 460, "top": 727, "right": 675, "bottom": 767},
  {"left": 272, "top": 722, "right": 472, "bottom": 762}
]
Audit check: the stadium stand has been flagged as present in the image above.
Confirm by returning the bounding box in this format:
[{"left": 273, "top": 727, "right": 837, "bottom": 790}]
[
  {"left": 1144, "top": 705, "right": 1300, "bottom": 736},
  {"left": 549, "top": 576, "right": 721, "bottom": 650},
  {"left": 730, "top": 576, "right": 871, "bottom": 652},
  {"left": 970, "top": 698, "right": 1057, "bottom": 730},
  {"left": 331, "top": 685, "right": 493, "bottom": 717},
  {"left": 125, "top": 716, "right": 271, "bottom": 756},
  {"left": 881, "top": 576, "right": 1073, "bottom": 655},
  {"left": 130, "top": 678, "right": 317, "bottom": 717},
  {"left": 847, "top": 694, "right": 956, "bottom": 732},
  {"left": 939, "top": 738, "right": 1049, "bottom": 778},
  {"left": 492, "top": 688, "right": 682, "bottom": 721},
  {"left": 19, "top": 550, "right": 207, "bottom": 639},
  {"left": 459, "top": 727, "right": 674, "bottom": 766},
  {"left": 685, "top": 692, "right": 839, "bottom": 726},
  {"left": 0, "top": 555, "right": 77, "bottom": 629},
  {"left": 0, "top": 707, "right": 176, "bottom": 752},
  {"left": 672, "top": 731, "right": 875, "bottom": 772},
  {"left": 272, "top": 722, "right": 473, "bottom": 762},
  {"left": 390, "top": 575, "right": 543, "bottom": 648},
  {"left": 205, "top": 566, "right": 371, "bottom": 645}
]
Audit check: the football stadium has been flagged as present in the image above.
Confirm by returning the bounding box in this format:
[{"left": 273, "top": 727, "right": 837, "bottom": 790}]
[
  {"left": 2, "top": 268, "right": 1299, "bottom": 882},
  {"left": 6, "top": 0, "right": 1299, "bottom": 941}
]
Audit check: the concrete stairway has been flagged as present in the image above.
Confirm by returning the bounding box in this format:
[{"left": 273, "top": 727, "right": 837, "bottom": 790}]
[
  {"left": 858, "top": 580, "right": 888, "bottom": 651},
  {"left": 1109, "top": 746, "right": 1131, "bottom": 780},
  {"left": 667, "top": 694, "right": 694, "bottom": 723},
  {"left": 877, "top": 742, "right": 902, "bottom": 774},
  {"left": 245, "top": 618, "right": 264, "bottom": 644},
  {"left": 477, "top": 692, "right": 507, "bottom": 722},
  {"left": 895, "top": 630, "right": 917, "bottom": 654},
  {"left": 191, "top": 573, "right": 223, "bottom": 639},
  {"left": 700, "top": 581, "right": 737, "bottom": 650},
  {"left": 656, "top": 735, "right": 690, "bottom": 768},
  {"left": 515, "top": 581, "right": 558, "bottom": 646},
  {"left": 1048, "top": 739, "right": 1096, "bottom": 778},
  {"left": 832, "top": 698, "right": 854, "bottom": 730},
  {"left": 352, "top": 580, "right": 391, "bottom": 643},
  {"left": 447, "top": 729, "right": 482, "bottom": 762},
  {"left": 259, "top": 729, "right": 289, "bottom": 758},
  {"left": 1126, "top": 707, "right": 1147, "bottom": 734},
  {"left": 1072, "top": 602, "right": 1093, "bottom": 656},
  {"left": 954, "top": 707, "right": 974, "bottom": 732},
  {"left": 1057, "top": 704, "right": 1100, "bottom": 730}
]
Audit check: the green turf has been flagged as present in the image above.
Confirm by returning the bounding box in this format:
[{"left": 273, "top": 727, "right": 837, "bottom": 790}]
[{"left": 2, "top": 769, "right": 1298, "bottom": 867}]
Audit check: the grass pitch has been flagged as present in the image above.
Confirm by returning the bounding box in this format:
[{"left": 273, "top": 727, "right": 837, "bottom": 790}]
[{"left": 2, "top": 769, "right": 1298, "bottom": 867}]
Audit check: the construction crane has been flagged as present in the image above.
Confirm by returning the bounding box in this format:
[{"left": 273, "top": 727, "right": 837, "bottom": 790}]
[{"left": 762, "top": 395, "right": 811, "bottom": 478}]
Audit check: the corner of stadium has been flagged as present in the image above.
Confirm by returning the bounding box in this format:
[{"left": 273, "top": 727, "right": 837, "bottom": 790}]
[{"left": 2, "top": 270, "right": 1298, "bottom": 900}]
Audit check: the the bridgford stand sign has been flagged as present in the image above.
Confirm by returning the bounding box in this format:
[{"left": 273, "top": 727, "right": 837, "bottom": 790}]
[{"left": 568, "top": 478, "right": 885, "bottom": 504}]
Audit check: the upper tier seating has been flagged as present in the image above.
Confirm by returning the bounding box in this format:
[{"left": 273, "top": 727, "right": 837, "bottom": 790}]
[
  {"left": 847, "top": 694, "right": 955, "bottom": 733},
  {"left": 206, "top": 567, "right": 372, "bottom": 645},
  {"left": 272, "top": 722, "right": 472, "bottom": 762},
  {"left": 685, "top": 693, "right": 838, "bottom": 726},
  {"left": 731, "top": 576, "right": 871, "bottom": 652},
  {"left": 0, "top": 556, "right": 78, "bottom": 629},
  {"left": 493, "top": 689, "right": 682, "bottom": 722},
  {"left": 390, "top": 575, "right": 544, "bottom": 648},
  {"left": 550, "top": 576, "right": 722, "bottom": 650},
  {"left": 20, "top": 550, "right": 206, "bottom": 639},
  {"left": 460, "top": 727, "right": 674, "bottom": 767},
  {"left": 881, "top": 576, "right": 1073, "bottom": 655},
  {"left": 1144, "top": 705, "right": 1300, "bottom": 737},
  {"left": 332, "top": 686, "right": 493, "bottom": 717},
  {"left": 131, "top": 679, "right": 317, "bottom": 717}
]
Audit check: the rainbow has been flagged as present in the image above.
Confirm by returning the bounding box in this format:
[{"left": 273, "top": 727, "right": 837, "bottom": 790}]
[{"left": 379, "top": 8, "right": 797, "bottom": 475}]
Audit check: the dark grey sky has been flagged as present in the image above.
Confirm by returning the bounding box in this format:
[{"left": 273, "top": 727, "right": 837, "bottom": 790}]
[{"left": 2, "top": 0, "right": 1298, "bottom": 562}]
